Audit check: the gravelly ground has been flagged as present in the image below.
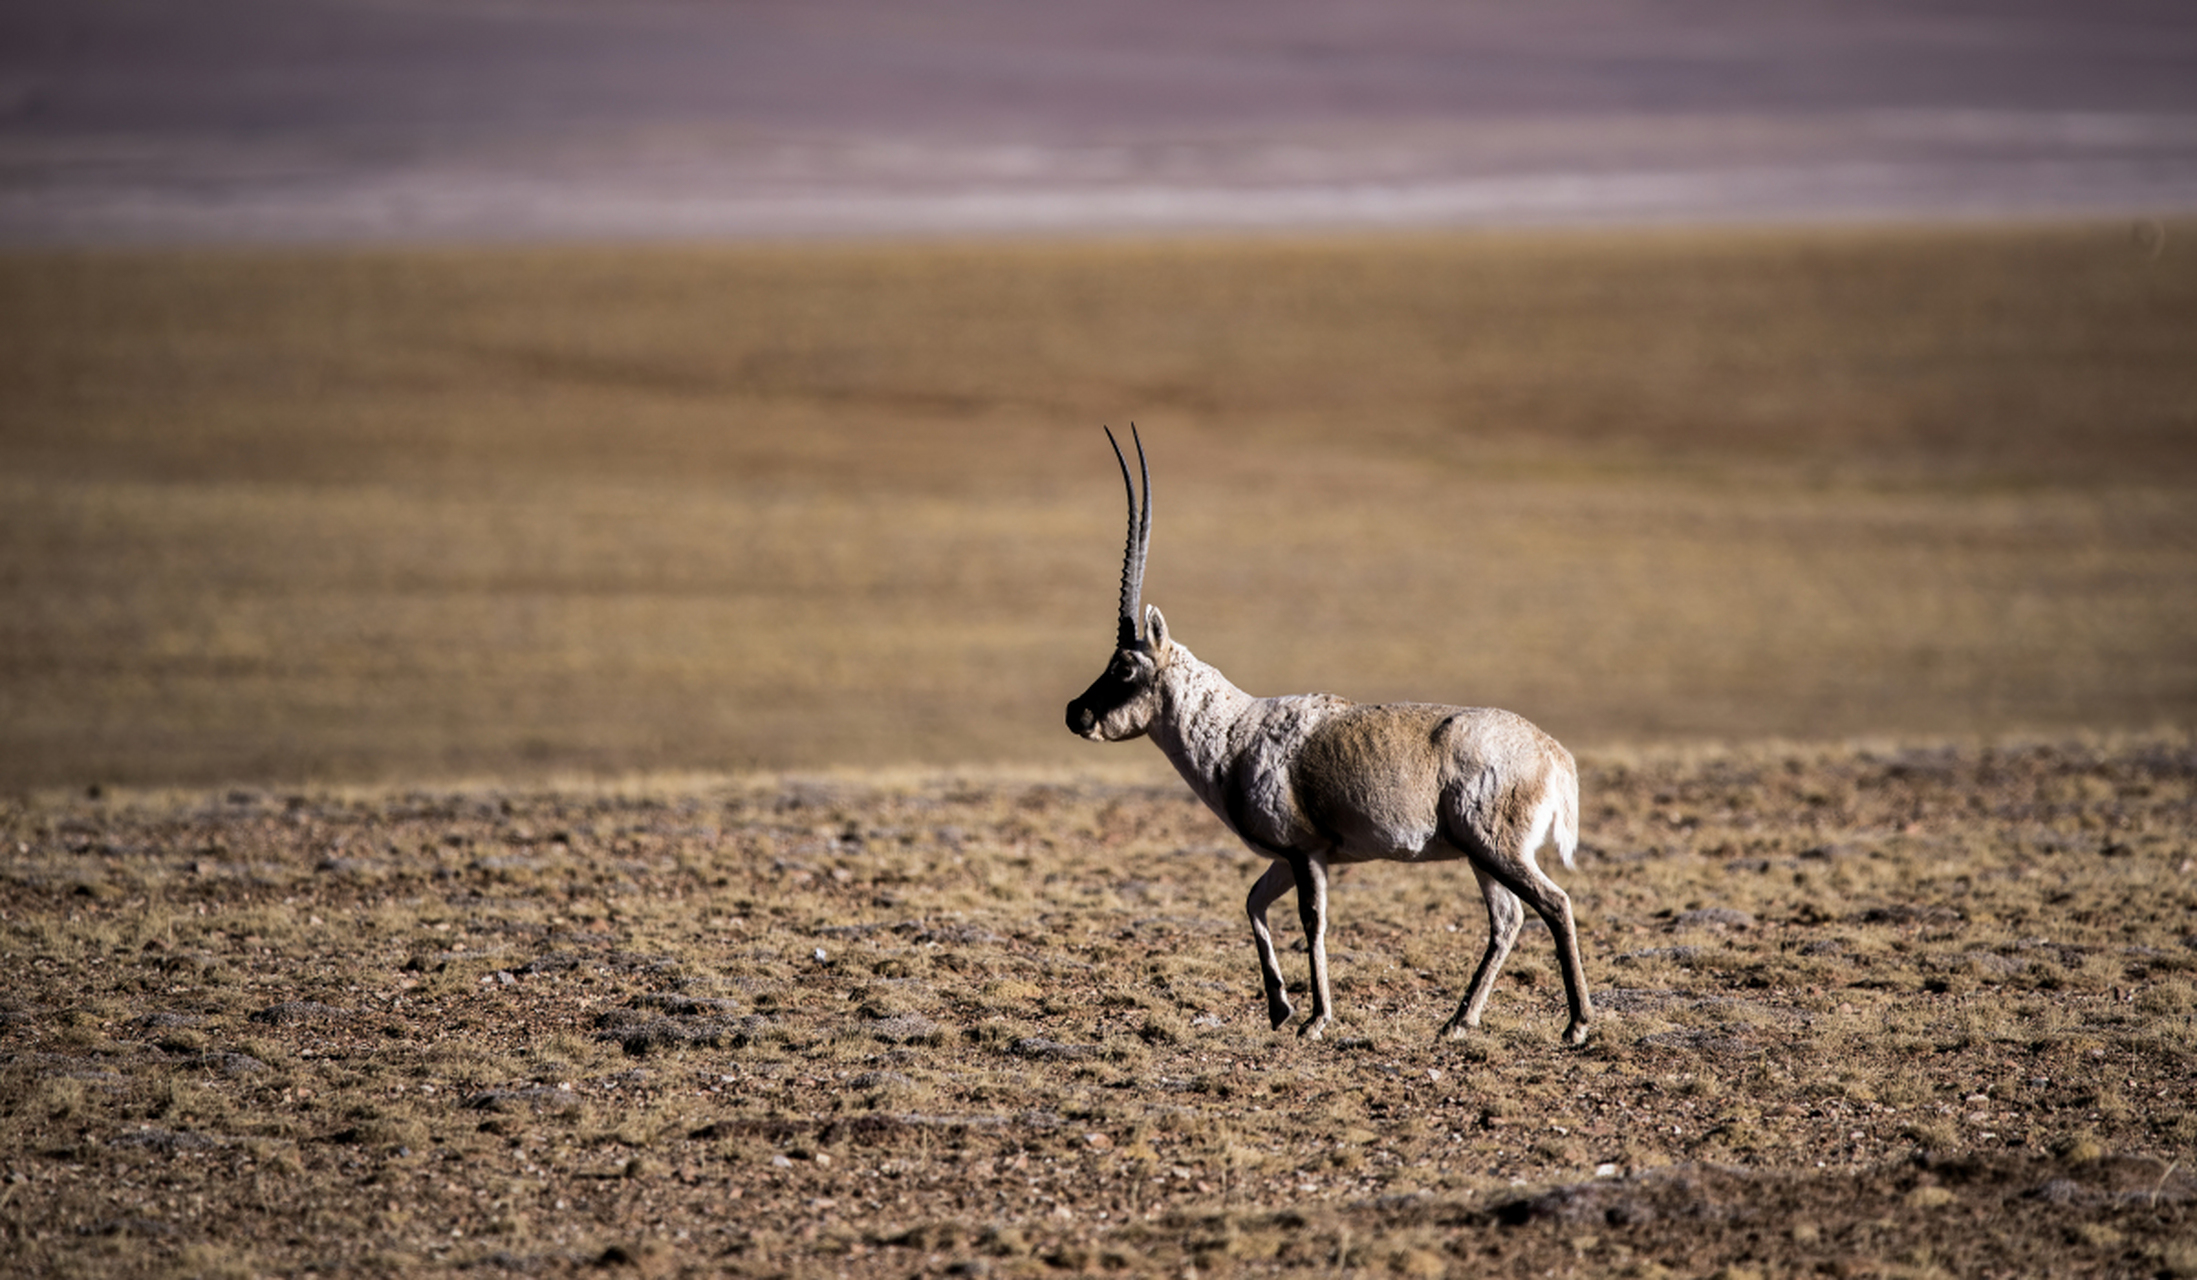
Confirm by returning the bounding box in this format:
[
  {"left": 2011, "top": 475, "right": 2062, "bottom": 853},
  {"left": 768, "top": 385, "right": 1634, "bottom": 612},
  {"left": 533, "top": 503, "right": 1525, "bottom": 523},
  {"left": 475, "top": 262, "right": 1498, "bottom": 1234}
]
[{"left": 3, "top": 736, "right": 2194, "bottom": 1276}]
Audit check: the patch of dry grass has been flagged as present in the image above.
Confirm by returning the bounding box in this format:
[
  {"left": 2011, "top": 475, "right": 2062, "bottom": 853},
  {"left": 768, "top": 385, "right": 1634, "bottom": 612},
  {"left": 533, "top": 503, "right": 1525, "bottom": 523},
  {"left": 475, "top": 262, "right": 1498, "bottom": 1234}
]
[
  {"left": 3, "top": 224, "right": 2195, "bottom": 789},
  {"left": 1, "top": 737, "right": 2192, "bottom": 1276}
]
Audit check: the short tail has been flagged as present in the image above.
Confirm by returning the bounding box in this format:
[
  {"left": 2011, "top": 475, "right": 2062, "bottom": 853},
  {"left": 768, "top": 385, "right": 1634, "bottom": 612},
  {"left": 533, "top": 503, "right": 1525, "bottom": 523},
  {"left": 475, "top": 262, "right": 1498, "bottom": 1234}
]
[
  {"left": 1517, "top": 762, "right": 1581, "bottom": 872},
  {"left": 1552, "top": 764, "right": 1579, "bottom": 871}
]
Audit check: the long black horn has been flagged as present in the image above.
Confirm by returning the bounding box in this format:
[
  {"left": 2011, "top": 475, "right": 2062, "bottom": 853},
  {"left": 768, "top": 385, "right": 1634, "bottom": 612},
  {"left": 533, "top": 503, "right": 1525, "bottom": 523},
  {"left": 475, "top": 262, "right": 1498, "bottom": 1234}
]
[{"left": 1106, "top": 424, "right": 1152, "bottom": 648}]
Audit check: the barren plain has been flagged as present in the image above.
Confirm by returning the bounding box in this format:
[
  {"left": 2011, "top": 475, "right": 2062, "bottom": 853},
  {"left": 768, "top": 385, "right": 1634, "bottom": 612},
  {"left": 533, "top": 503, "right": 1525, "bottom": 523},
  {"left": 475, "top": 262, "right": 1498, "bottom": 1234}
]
[
  {"left": 2, "top": 739, "right": 2194, "bottom": 1277},
  {"left": 5, "top": 223, "right": 2195, "bottom": 788},
  {"left": 3, "top": 222, "right": 2197, "bottom": 1275}
]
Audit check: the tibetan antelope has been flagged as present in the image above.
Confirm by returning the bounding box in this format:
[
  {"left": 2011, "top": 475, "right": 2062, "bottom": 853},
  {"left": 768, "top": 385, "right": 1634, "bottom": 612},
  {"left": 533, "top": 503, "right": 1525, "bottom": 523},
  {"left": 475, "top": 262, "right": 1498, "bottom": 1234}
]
[{"left": 1065, "top": 428, "right": 1593, "bottom": 1045}]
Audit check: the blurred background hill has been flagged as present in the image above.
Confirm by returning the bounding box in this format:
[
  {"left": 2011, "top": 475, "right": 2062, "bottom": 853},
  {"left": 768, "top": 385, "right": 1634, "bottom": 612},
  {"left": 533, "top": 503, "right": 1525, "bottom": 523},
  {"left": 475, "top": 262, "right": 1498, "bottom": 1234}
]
[{"left": 6, "top": 0, "right": 2197, "bottom": 241}]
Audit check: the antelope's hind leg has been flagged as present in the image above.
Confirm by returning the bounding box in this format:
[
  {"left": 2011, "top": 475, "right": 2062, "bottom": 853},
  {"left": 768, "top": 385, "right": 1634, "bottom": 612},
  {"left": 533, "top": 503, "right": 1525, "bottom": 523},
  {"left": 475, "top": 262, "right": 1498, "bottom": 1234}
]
[
  {"left": 1440, "top": 865, "right": 1524, "bottom": 1041},
  {"left": 1444, "top": 809, "right": 1594, "bottom": 1046},
  {"left": 1246, "top": 859, "right": 1296, "bottom": 1031},
  {"left": 1500, "top": 862, "right": 1593, "bottom": 1047}
]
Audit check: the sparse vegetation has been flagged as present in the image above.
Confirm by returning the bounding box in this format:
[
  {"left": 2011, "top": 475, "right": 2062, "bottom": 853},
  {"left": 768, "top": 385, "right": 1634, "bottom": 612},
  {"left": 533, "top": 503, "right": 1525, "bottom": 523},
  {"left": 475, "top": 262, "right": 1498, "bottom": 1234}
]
[
  {"left": 3, "top": 738, "right": 2193, "bottom": 1275},
  {"left": 4, "top": 223, "right": 2196, "bottom": 788},
  {"left": 4, "top": 222, "right": 2195, "bottom": 1274}
]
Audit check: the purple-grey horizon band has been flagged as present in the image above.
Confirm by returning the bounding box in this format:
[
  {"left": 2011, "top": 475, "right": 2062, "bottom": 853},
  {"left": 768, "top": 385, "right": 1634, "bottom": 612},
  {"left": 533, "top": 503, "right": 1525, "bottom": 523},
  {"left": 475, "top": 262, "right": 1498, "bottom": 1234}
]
[{"left": 4, "top": 0, "right": 2195, "bottom": 242}]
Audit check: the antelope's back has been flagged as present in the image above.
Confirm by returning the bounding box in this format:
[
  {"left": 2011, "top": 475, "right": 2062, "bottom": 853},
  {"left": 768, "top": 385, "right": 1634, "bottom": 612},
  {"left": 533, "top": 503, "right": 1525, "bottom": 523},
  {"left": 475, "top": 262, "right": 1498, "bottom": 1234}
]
[
  {"left": 1293, "top": 703, "right": 1573, "bottom": 863},
  {"left": 1291, "top": 702, "right": 1459, "bottom": 860}
]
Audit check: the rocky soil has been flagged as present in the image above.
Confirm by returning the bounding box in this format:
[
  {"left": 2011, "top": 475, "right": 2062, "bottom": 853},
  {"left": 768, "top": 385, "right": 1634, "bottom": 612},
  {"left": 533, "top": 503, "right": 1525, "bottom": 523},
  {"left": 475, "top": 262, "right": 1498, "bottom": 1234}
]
[{"left": 3, "top": 737, "right": 2194, "bottom": 1276}]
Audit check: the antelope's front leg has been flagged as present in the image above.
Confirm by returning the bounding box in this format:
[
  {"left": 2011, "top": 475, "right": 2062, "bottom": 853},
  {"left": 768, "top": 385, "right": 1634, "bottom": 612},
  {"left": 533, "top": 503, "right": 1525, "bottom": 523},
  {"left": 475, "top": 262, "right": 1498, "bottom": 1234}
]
[
  {"left": 1288, "top": 852, "right": 1333, "bottom": 1040},
  {"left": 1245, "top": 859, "right": 1296, "bottom": 1030}
]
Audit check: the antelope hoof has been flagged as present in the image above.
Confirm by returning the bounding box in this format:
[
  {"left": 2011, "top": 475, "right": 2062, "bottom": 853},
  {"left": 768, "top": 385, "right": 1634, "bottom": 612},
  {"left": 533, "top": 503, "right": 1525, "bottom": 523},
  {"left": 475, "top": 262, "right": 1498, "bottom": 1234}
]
[
  {"left": 1266, "top": 999, "right": 1294, "bottom": 1031},
  {"left": 1297, "top": 1016, "right": 1328, "bottom": 1041},
  {"left": 1437, "top": 1017, "right": 1472, "bottom": 1042},
  {"left": 1562, "top": 1019, "right": 1590, "bottom": 1048}
]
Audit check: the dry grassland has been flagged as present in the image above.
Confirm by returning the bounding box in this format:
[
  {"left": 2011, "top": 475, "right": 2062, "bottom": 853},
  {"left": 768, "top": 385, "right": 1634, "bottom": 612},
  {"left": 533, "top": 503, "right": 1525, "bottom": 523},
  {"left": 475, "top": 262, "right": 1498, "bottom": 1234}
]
[
  {"left": 3, "top": 221, "right": 2196, "bottom": 1275},
  {"left": 4, "top": 223, "right": 2196, "bottom": 789},
  {"left": 3, "top": 738, "right": 2195, "bottom": 1277}
]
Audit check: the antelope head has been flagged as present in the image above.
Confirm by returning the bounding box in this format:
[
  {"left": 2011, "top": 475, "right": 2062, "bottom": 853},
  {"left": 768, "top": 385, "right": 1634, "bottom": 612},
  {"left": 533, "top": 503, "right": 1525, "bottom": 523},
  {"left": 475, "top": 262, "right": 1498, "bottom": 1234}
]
[{"left": 1066, "top": 426, "right": 1169, "bottom": 742}]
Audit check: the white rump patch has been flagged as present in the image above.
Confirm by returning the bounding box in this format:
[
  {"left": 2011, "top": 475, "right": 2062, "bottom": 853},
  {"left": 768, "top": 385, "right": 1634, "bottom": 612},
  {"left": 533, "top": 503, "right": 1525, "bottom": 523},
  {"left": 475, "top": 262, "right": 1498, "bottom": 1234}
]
[{"left": 1522, "top": 774, "right": 1579, "bottom": 872}]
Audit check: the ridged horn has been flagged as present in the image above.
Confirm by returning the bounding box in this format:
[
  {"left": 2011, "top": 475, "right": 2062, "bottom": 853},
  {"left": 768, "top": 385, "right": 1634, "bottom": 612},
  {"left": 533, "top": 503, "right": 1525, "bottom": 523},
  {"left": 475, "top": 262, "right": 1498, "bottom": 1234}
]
[{"left": 1107, "top": 424, "right": 1151, "bottom": 649}]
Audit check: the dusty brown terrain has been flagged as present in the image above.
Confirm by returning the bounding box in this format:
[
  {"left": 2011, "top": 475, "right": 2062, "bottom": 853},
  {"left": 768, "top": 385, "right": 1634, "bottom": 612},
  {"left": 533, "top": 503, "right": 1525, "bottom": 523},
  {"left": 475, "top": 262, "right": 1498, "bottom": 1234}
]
[
  {"left": 4, "top": 738, "right": 2193, "bottom": 1277},
  {"left": 3, "top": 222, "right": 2195, "bottom": 1276},
  {"left": 5, "top": 223, "right": 2196, "bottom": 791}
]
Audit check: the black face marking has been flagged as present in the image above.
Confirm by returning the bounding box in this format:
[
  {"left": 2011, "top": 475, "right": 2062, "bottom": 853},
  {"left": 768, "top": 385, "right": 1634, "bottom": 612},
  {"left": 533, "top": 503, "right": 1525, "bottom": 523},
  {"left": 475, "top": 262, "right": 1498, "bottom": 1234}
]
[{"left": 1065, "top": 647, "right": 1154, "bottom": 738}]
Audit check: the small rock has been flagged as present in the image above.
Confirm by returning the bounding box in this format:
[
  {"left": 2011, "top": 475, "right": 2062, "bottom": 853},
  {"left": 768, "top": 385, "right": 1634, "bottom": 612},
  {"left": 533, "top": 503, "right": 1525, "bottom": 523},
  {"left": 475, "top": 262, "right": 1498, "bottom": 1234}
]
[
  {"left": 184, "top": 1053, "right": 267, "bottom": 1076},
  {"left": 636, "top": 993, "right": 739, "bottom": 1016},
  {"left": 850, "top": 1071, "right": 915, "bottom": 1091},
  {"left": 1012, "top": 1037, "right": 1095, "bottom": 1061},
  {"left": 1670, "top": 908, "right": 1755, "bottom": 930},
  {"left": 248, "top": 1001, "right": 351, "bottom": 1025},
  {"left": 869, "top": 1015, "right": 941, "bottom": 1045},
  {"left": 463, "top": 1086, "right": 566, "bottom": 1112},
  {"left": 112, "top": 1127, "right": 217, "bottom": 1152}
]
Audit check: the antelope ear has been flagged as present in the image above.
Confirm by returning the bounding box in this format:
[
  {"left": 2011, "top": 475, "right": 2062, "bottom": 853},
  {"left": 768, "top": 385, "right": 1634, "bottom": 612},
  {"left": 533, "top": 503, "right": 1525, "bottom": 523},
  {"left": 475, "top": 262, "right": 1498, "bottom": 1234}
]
[{"left": 1144, "top": 605, "right": 1169, "bottom": 652}]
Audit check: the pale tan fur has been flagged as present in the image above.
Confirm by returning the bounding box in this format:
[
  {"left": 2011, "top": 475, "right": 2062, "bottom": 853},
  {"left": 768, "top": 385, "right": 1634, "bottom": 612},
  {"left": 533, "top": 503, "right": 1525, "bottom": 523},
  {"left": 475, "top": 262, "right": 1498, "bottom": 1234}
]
[
  {"left": 1066, "top": 433, "right": 1591, "bottom": 1044},
  {"left": 1073, "top": 606, "right": 1592, "bottom": 1045}
]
